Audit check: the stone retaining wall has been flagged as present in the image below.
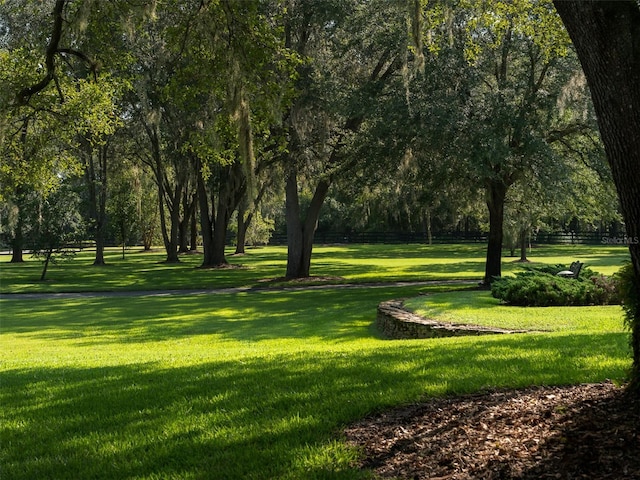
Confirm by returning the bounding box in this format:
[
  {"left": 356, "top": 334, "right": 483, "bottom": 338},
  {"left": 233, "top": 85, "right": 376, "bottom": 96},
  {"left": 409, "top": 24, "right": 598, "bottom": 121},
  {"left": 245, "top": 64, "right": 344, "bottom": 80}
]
[{"left": 376, "top": 299, "right": 529, "bottom": 339}]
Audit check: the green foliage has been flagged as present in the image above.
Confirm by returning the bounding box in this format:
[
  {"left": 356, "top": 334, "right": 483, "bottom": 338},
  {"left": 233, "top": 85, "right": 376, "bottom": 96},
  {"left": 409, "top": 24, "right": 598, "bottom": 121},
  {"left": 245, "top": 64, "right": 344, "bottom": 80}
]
[
  {"left": 616, "top": 262, "right": 640, "bottom": 387},
  {"left": 616, "top": 262, "right": 640, "bottom": 327},
  {"left": 460, "top": 0, "right": 570, "bottom": 63},
  {"left": 491, "top": 266, "right": 620, "bottom": 307},
  {"left": 233, "top": 210, "right": 275, "bottom": 246},
  {"left": 29, "top": 186, "right": 85, "bottom": 280}
]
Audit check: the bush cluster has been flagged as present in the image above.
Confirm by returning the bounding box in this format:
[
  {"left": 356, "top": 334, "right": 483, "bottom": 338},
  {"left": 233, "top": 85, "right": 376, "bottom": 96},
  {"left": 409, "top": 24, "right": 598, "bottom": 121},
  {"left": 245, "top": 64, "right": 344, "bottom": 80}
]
[{"left": 491, "top": 265, "right": 620, "bottom": 307}]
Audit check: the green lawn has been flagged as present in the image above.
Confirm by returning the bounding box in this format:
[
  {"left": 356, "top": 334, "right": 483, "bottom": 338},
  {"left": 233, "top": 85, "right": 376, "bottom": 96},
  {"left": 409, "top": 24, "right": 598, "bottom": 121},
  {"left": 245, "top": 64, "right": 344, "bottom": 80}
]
[
  {"left": 0, "top": 244, "right": 632, "bottom": 479},
  {"left": 404, "top": 290, "right": 625, "bottom": 332},
  {"left": 0, "top": 243, "right": 630, "bottom": 294}
]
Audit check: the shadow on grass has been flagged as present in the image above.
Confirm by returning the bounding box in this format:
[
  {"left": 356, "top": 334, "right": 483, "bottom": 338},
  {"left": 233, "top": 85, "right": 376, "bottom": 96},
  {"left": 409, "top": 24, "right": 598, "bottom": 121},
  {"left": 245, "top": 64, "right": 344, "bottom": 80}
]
[
  {"left": 1, "top": 244, "right": 630, "bottom": 294},
  {"left": 1, "top": 332, "right": 630, "bottom": 480},
  {"left": 1, "top": 288, "right": 430, "bottom": 344},
  {"left": 310, "top": 244, "right": 486, "bottom": 260}
]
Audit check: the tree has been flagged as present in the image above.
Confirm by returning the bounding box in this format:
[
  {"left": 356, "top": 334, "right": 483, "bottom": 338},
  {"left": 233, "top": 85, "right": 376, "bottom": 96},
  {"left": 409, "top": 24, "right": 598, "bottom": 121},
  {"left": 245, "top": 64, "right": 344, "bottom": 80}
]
[
  {"left": 0, "top": 2, "right": 74, "bottom": 262},
  {"left": 134, "top": 167, "right": 161, "bottom": 251},
  {"left": 120, "top": 0, "right": 292, "bottom": 267},
  {"left": 107, "top": 161, "right": 139, "bottom": 260},
  {"left": 280, "top": 0, "right": 405, "bottom": 278},
  {"left": 72, "top": 79, "right": 122, "bottom": 266},
  {"left": 124, "top": 4, "right": 195, "bottom": 264},
  {"left": 29, "top": 185, "right": 84, "bottom": 281},
  {"left": 1, "top": 1, "right": 122, "bottom": 265},
  {"left": 184, "top": 0, "right": 294, "bottom": 267},
  {"left": 553, "top": 0, "right": 640, "bottom": 388},
  {"left": 455, "top": 2, "right": 578, "bottom": 284},
  {"left": 408, "top": 0, "right": 603, "bottom": 284}
]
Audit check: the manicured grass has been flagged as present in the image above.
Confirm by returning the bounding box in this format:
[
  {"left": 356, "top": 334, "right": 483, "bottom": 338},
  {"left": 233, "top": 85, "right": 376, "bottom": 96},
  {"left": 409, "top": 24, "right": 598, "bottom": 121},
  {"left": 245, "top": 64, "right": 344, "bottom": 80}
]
[
  {"left": 0, "top": 244, "right": 631, "bottom": 478},
  {"left": 0, "top": 243, "right": 630, "bottom": 293},
  {"left": 1, "top": 284, "right": 631, "bottom": 479},
  {"left": 404, "top": 290, "right": 625, "bottom": 332}
]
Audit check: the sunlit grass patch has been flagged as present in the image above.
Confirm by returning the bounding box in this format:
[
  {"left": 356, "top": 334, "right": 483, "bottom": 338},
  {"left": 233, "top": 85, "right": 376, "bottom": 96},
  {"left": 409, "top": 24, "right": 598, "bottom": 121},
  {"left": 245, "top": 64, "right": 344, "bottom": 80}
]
[{"left": 404, "top": 289, "right": 625, "bottom": 332}]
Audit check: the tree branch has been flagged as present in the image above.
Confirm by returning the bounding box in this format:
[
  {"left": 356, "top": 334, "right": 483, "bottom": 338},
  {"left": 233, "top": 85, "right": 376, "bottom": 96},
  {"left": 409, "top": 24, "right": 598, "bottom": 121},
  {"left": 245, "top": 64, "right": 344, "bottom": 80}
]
[{"left": 15, "top": 0, "right": 66, "bottom": 106}]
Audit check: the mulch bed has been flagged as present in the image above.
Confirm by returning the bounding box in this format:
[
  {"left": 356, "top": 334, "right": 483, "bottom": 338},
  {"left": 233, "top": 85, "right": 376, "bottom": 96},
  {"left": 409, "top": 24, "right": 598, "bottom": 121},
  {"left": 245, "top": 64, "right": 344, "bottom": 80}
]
[{"left": 344, "top": 382, "right": 640, "bottom": 479}]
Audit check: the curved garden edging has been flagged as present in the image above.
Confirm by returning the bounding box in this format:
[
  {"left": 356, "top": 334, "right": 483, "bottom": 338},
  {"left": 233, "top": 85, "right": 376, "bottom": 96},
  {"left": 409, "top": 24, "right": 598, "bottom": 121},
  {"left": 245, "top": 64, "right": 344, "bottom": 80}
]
[{"left": 376, "top": 299, "right": 530, "bottom": 339}]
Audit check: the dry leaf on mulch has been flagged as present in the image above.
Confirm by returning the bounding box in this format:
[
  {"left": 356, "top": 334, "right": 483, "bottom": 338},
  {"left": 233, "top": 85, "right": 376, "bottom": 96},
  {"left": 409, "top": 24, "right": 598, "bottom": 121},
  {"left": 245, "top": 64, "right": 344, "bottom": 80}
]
[{"left": 344, "top": 382, "right": 640, "bottom": 479}]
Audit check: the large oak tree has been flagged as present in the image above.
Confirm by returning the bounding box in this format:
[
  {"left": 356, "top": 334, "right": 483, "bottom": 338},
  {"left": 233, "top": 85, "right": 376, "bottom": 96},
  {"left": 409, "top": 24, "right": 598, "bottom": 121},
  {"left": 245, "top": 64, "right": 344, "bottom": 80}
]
[{"left": 553, "top": 0, "right": 640, "bottom": 388}]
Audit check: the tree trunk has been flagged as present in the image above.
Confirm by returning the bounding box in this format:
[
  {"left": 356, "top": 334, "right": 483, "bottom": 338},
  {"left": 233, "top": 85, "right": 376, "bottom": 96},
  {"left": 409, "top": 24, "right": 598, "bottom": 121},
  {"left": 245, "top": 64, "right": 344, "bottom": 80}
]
[
  {"left": 146, "top": 123, "right": 180, "bottom": 263},
  {"left": 519, "top": 227, "right": 528, "bottom": 262},
  {"left": 10, "top": 236, "right": 23, "bottom": 263},
  {"left": 285, "top": 164, "right": 331, "bottom": 279},
  {"left": 425, "top": 208, "right": 432, "bottom": 245},
  {"left": 285, "top": 167, "right": 304, "bottom": 278},
  {"left": 199, "top": 162, "right": 246, "bottom": 267},
  {"left": 197, "top": 165, "right": 215, "bottom": 267},
  {"left": 94, "top": 229, "right": 106, "bottom": 265},
  {"left": 166, "top": 186, "right": 181, "bottom": 263},
  {"left": 121, "top": 218, "right": 127, "bottom": 260},
  {"left": 483, "top": 180, "right": 508, "bottom": 285},
  {"left": 554, "top": 0, "right": 640, "bottom": 387},
  {"left": 84, "top": 143, "right": 108, "bottom": 266},
  {"left": 178, "top": 189, "right": 195, "bottom": 254},
  {"left": 40, "top": 249, "right": 53, "bottom": 281},
  {"left": 10, "top": 192, "right": 25, "bottom": 263},
  {"left": 142, "top": 235, "right": 153, "bottom": 251},
  {"left": 190, "top": 200, "right": 198, "bottom": 252},
  {"left": 157, "top": 182, "right": 169, "bottom": 253},
  {"left": 235, "top": 199, "right": 248, "bottom": 255},
  {"left": 157, "top": 183, "right": 181, "bottom": 264},
  {"left": 94, "top": 144, "right": 108, "bottom": 266},
  {"left": 178, "top": 211, "right": 189, "bottom": 253},
  {"left": 210, "top": 200, "right": 229, "bottom": 266}
]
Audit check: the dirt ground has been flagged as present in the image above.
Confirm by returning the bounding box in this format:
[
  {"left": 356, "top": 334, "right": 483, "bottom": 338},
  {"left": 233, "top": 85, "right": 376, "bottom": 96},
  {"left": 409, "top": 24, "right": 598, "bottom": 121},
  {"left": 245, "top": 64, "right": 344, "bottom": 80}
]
[{"left": 344, "top": 382, "right": 640, "bottom": 479}]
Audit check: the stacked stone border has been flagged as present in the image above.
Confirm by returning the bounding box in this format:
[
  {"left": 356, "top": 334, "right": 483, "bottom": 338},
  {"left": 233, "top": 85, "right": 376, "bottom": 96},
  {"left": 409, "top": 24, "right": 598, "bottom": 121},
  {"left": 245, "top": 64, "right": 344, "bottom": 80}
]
[{"left": 376, "top": 299, "right": 530, "bottom": 339}]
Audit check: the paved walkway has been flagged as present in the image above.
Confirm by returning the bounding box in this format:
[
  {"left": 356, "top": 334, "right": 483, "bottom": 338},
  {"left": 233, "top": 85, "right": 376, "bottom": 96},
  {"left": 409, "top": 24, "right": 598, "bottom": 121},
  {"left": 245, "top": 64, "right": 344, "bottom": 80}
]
[{"left": 0, "top": 279, "right": 478, "bottom": 301}]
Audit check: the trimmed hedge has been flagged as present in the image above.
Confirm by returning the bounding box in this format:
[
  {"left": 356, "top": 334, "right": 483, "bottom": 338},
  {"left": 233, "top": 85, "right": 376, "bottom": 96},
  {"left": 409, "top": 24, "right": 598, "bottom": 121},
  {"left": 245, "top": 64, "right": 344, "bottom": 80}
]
[{"left": 491, "top": 265, "right": 620, "bottom": 307}]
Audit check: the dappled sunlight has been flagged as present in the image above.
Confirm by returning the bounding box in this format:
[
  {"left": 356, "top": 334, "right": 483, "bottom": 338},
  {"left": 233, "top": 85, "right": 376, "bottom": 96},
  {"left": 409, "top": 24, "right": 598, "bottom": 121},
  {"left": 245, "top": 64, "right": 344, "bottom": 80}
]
[
  {"left": 1, "top": 330, "right": 630, "bottom": 479},
  {"left": 1, "top": 289, "right": 415, "bottom": 359},
  {"left": 1, "top": 244, "right": 630, "bottom": 293},
  {"left": 0, "top": 244, "right": 633, "bottom": 479}
]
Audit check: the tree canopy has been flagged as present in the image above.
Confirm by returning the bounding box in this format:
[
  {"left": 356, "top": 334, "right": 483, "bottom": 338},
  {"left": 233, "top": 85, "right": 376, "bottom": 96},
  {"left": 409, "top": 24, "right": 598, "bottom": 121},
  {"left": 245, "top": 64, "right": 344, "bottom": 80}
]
[{"left": 0, "top": 0, "right": 630, "bottom": 285}]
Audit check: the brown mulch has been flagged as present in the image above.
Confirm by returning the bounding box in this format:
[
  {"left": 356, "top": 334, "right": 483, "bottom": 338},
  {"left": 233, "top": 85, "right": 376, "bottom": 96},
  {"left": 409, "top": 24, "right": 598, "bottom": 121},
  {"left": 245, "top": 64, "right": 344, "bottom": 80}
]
[{"left": 344, "top": 382, "right": 640, "bottom": 479}]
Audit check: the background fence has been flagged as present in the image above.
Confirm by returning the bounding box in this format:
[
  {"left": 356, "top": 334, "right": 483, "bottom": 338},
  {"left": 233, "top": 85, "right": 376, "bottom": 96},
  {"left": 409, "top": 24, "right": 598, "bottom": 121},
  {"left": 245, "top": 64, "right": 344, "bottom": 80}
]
[{"left": 267, "top": 231, "right": 625, "bottom": 246}]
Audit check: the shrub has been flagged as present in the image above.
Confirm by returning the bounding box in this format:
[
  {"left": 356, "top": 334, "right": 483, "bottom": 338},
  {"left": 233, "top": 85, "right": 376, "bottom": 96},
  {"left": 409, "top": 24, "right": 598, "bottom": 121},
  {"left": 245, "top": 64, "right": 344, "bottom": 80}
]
[
  {"left": 521, "top": 263, "right": 599, "bottom": 278},
  {"left": 616, "top": 262, "right": 640, "bottom": 325},
  {"left": 616, "top": 262, "right": 640, "bottom": 388},
  {"left": 589, "top": 274, "right": 621, "bottom": 305},
  {"left": 492, "top": 266, "right": 620, "bottom": 307}
]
